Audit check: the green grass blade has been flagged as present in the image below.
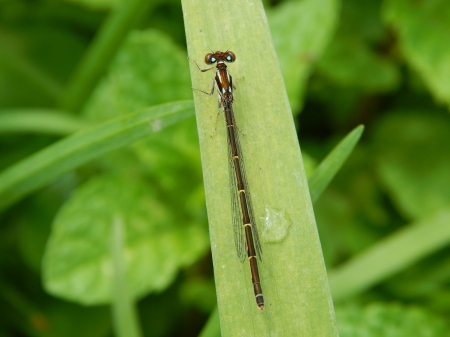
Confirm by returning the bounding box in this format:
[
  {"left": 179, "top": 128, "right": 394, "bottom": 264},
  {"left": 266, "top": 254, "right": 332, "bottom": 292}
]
[
  {"left": 183, "top": 1, "right": 338, "bottom": 335},
  {"left": 0, "top": 109, "right": 87, "bottom": 135},
  {"left": 111, "top": 215, "right": 142, "bottom": 337},
  {"left": 198, "top": 306, "right": 220, "bottom": 337},
  {"left": 0, "top": 47, "right": 62, "bottom": 100},
  {"left": 329, "top": 207, "right": 450, "bottom": 302},
  {"left": 197, "top": 125, "right": 363, "bottom": 336},
  {"left": 0, "top": 101, "right": 194, "bottom": 212},
  {"left": 58, "top": 0, "right": 160, "bottom": 112},
  {"left": 309, "top": 125, "right": 364, "bottom": 203}
]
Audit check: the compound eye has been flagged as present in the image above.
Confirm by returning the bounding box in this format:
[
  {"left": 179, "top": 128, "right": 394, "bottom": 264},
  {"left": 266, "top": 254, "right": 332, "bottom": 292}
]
[
  {"left": 205, "top": 53, "right": 216, "bottom": 64},
  {"left": 225, "top": 51, "right": 236, "bottom": 62}
]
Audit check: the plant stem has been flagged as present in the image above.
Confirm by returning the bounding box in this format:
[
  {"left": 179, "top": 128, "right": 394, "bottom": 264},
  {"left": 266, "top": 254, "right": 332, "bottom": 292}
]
[{"left": 58, "top": 0, "right": 159, "bottom": 112}]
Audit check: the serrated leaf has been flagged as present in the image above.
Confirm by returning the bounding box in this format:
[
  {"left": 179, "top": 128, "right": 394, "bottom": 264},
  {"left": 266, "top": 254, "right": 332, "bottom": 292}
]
[
  {"left": 268, "top": 0, "right": 340, "bottom": 112},
  {"left": 383, "top": 0, "right": 450, "bottom": 110},
  {"left": 336, "top": 302, "right": 450, "bottom": 337},
  {"left": 43, "top": 174, "right": 209, "bottom": 305},
  {"left": 372, "top": 110, "right": 450, "bottom": 219}
]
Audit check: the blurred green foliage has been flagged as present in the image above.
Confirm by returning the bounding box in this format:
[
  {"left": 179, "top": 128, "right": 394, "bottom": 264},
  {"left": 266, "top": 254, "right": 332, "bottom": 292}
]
[
  {"left": 1, "top": 0, "right": 450, "bottom": 336},
  {"left": 336, "top": 302, "right": 449, "bottom": 336}
]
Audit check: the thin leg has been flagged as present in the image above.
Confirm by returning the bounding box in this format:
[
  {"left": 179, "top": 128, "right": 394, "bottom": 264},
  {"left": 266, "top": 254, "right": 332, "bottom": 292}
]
[
  {"left": 188, "top": 57, "right": 215, "bottom": 73},
  {"left": 230, "top": 76, "right": 236, "bottom": 91},
  {"left": 192, "top": 71, "right": 216, "bottom": 96},
  {"left": 210, "top": 108, "right": 222, "bottom": 138},
  {"left": 188, "top": 56, "right": 222, "bottom": 137}
]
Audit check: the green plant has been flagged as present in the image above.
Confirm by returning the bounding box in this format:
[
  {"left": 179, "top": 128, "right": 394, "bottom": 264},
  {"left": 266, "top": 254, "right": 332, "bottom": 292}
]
[{"left": 1, "top": 0, "right": 450, "bottom": 336}]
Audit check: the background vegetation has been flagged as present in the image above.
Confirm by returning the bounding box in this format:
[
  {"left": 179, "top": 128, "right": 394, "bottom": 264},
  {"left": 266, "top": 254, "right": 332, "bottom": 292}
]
[{"left": 1, "top": 0, "right": 450, "bottom": 336}]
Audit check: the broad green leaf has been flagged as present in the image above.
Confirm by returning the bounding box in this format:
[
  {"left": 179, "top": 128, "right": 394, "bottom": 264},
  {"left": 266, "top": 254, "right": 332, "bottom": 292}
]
[
  {"left": 336, "top": 302, "right": 450, "bottom": 337},
  {"left": 43, "top": 174, "right": 209, "bottom": 305},
  {"left": 132, "top": 117, "right": 204, "bottom": 217},
  {"left": 383, "top": 0, "right": 450, "bottom": 110},
  {"left": 17, "top": 185, "right": 73, "bottom": 273},
  {"left": 0, "top": 101, "right": 194, "bottom": 211},
  {"left": 59, "top": 0, "right": 159, "bottom": 112},
  {"left": 184, "top": 1, "right": 338, "bottom": 335},
  {"left": 81, "top": 27, "right": 202, "bottom": 227},
  {"left": 0, "top": 109, "right": 87, "bottom": 135},
  {"left": 329, "top": 207, "right": 450, "bottom": 302},
  {"left": 317, "top": 34, "right": 399, "bottom": 92},
  {"left": 372, "top": 110, "right": 450, "bottom": 219},
  {"left": 268, "top": 0, "right": 340, "bottom": 112},
  {"left": 309, "top": 125, "right": 364, "bottom": 203},
  {"left": 84, "top": 29, "right": 191, "bottom": 120}
]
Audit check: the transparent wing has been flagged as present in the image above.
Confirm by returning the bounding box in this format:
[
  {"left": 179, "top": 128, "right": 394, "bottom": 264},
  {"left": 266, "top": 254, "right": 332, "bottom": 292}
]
[
  {"left": 231, "top": 112, "right": 263, "bottom": 261},
  {"left": 227, "top": 128, "right": 247, "bottom": 262}
]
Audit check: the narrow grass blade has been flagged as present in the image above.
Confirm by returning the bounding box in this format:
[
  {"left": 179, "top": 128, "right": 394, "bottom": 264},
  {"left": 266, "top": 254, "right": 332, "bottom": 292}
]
[
  {"left": 111, "top": 215, "right": 142, "bottom": 337},
  {"left": 329, "top": 207, "right": 450, "bottom": 302},
  {"left": 309, "top": 125, "right": 364, "bottom": 203},
  {"left": 0, "top": 101, "right": 194, "bottom": 212},
  {"left": 0, "top": 47, "right": 62, "bottom": 100},
  {"left": 0, "top": 109, "right": 87, "bottom": 135},
  {"left": 58, "top": 0, "right": 160, "bottom": 112},
  {"left": 198, "top": 306, "right": 220, "bottom": 337},
  {"left": 197, "top": 125, "right": 362, "bottom": 336},
  {"left": 183, "top": 1, "right": 338, "bottom": 335}
]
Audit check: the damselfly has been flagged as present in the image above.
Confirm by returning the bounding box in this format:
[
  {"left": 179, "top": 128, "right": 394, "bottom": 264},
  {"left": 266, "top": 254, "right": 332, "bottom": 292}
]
[{"left": 192, "top": 51, "right": 264, "bottom": 310}]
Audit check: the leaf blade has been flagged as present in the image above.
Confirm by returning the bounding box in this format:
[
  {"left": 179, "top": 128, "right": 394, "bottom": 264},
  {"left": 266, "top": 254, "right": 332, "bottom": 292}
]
[
  {"left": 0, "top": 101, "right": 194, "bottom": 211},
  {"left": 309, "top": 125, "right": 364, "bottom": 204}
]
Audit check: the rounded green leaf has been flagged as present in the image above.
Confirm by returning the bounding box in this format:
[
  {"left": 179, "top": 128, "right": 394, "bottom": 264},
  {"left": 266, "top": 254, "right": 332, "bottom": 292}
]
[
  {"left": 43, "top": 174, "right": 209, "bottom": 305},
  {"left": 84, "top": 29, "right": 192, "bottom": 120}
]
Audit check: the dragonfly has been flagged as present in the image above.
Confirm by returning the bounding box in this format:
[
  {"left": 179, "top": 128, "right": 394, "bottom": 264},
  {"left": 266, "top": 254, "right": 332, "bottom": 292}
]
[{"left": 192, "top": 51, "right": 264, "bottom": 310}]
